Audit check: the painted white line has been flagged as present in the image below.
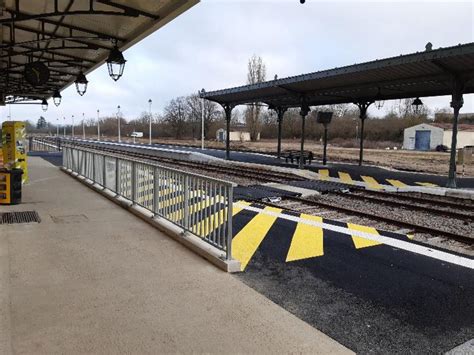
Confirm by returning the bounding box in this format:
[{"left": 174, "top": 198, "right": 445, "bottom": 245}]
[{"left": 234, "top": 202, "right": 474, "bottom": 270}]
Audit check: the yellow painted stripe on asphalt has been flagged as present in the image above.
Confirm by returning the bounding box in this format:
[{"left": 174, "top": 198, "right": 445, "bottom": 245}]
[
  {"left": 286, "top": 214, "right": 324, "bottom": 262},
  {"left": 347, "top": 223, "right": 382, "bottom": 249},
  {"left": 361, "top": 176, "right": 383, "bottom": 190},
  {"left": 386, "top": 179, "right": 407, "bottom": 188},
  {"left": 338, "top": 172, "right": 354, "bottom": 185},
  {"left": 232, "top": 206, "right": 282, "bottom": 271},
  {"left": 319, "top": 169, "right": 330, "bottom": 180},
  {"left": 416, "top": 182, "right": 439, "bottom": 187},
  {"left": 193, "top": 201, "right": 251, "bottom": 237}
]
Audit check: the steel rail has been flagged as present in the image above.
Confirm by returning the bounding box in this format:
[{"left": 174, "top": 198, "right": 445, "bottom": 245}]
[
  {"left": 351, "top": 188, "right": 474, "bottom": 210},
  {"left": 332, "top": 191, "right": 474, "bottom": 221},
  {"left": 280, "top": 196, "right": 473, "bottom": 245}
]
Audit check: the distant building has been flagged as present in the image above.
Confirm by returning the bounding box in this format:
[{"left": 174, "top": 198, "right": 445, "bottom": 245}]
[
  {"left": 216, "top": 124, "right": 260, "bottom": 142},
  {"left": 403, "top": 123, "right": 474, "bottom": 151}
]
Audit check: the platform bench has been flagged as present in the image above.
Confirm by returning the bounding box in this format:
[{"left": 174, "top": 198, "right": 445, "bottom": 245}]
[{"left": 282, "top": 150, "right": 314, "bottom": 165}]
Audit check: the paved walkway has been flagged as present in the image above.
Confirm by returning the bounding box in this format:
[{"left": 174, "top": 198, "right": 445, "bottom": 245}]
[{"left": 0, "top": 157, "right": 351, "bottom": 354}]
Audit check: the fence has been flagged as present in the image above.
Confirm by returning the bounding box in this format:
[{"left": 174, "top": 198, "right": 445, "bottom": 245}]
[
  {"left": 29, "top": 136, "right": 62, "bottom": 152},
  {"left": 62, "top": 144, "right": 235, "bottom": 259}
]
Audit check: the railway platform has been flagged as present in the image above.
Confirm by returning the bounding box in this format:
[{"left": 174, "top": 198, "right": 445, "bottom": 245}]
[
  {"left": 10, "top": 146, "right": 474, "bottom": 353},
  {"left": 0, "top": 156, "right": 350, "bottom": 354},
  {"left": 145, "top": 142, "right": 474, "bottom": 190}
]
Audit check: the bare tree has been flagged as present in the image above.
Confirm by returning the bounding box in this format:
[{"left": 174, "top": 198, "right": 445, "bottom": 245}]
[
  {"left": 390, "top": 98, "right": 430, "bottom": 118},
  {"left": 164, "top": 97, "right": 187, "bottom": 139},
  {"left": 186, "top": 94, "right": 222, "bottom": 139},
  {"left": 244, "top": 55, "right": 266, "bottom": 141}
]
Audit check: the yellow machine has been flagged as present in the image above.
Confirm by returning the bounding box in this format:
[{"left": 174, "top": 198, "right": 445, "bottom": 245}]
[
  {"left": 0, "top": 169, "right": 22, "bottom": 205},
  {"left": 1, "top": 121, "right": 28, "bottom": 184}
]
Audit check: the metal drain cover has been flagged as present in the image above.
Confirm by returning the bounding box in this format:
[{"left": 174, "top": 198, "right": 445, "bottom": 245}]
[{"left": 0, "top": 211, "right": 41, "bottom": 224}]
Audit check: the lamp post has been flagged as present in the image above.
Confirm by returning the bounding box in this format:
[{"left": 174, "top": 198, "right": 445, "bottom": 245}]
[
  {"left": 82, "top": 112, "right": 86, "bottom": 140},
  {"left": 117, "top": 105, "right": 121, "bottom": 142},
  {"left": 148, "top": 99, "right": 152, "bottom": 145},
  {"left": 63, "top": 117, "right": 66, "bottom": 137},
  {"left": 56, "top": 118, "right": 59, "bottom": 136},
  {"left": 97, "top": 109, "right": 101, "bottom": 141},
  {"left": 200, "top": 89, "right": 205, "bottom": 150},
  {"left": 72, "top": 115, "right": 75, "bottom": 139}
]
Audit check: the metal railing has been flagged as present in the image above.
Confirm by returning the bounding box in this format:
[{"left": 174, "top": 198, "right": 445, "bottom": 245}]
[
  {"left": 29, "top": 136, "right": 62, "bottom": 152},
  {"left": 62, "top": 144, "right": 236, "bottom": 259}
]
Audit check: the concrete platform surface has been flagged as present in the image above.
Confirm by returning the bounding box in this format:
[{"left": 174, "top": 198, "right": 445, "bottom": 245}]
[{"left": 0, "top": 157, "right": 351, "bottom": 355}]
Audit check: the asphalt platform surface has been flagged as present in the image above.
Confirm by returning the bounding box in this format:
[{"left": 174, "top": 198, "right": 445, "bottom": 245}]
[{"left": 231, "top": 207, "right": 474, "bottom": 353}]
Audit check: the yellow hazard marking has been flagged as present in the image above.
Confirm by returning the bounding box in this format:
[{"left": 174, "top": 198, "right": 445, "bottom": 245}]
[
  {"left": 168, "top": 195, "right": 224, "bottom": 221},
  {"left": 386, "top": 179, "right": 407, "bottom": 188},
  {"left": 347, "top": 223, "right": 382, "bottom": 249},
  {"left": 193, "top": 201, "right": 251, "bottom": 237},
  {"left": 416, "top": 182, "right": 439, "bottom": 187},
  {"left": 361, "top": 176, "right": 383, "bottom": 190},
  {"left": 232, "top": 206, "right": 282, "bottom": 271},
  {"left": 319, "top": 169, "right": 330, "bottom": 180},
  {"left": 286, "top": 214, "right": 324, "bottom": 262},
  {"left": 338, "top": 172, "right": 354, "bottom": 185}
]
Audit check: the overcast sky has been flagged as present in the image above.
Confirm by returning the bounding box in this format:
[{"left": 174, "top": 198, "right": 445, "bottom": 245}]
[{"left": 1, "top": 0, "right": 473, "bottom": 126}]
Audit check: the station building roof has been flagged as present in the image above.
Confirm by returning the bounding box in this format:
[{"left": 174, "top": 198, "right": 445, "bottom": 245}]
[
  {"left": 201, "top": 42, "right": 474, "bottom": 108},
  {"left": 0, "top": 0, "right": 199, "bottom": 103}
]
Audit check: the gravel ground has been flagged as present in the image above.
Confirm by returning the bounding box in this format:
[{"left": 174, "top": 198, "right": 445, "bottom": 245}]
[
  {"left": 313, "top": 194, "right": 473, "bottom": 237},
  {"left": 274, "top": 197, "right": 474, "bottom": 257},
  {"left": 146, "top": 138, "right": 474, "bottom": 177},
  {"left": 350, "top": 190, "right": 474, "bottom": 216}
]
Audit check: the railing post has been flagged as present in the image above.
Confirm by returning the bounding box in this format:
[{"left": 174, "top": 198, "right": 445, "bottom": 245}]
[
  {"left": 62, "top": 146, "right": 66, "bottom": 168},
  {"left": 92, "top": 152, "right": 96, "bottom": 182},
  {"left": 115, "top": 157, "right": 120, "bottom": 195},
  {"left": 183, "top": 175, "right": 190, "bottom": 230},
  {"left": 153, "top": 167, "right": 159, "bottom": 215},
  {"left": 102, "top": 155, "right": 107, "bottom": 188},
  {"left": 131, "top": 161, "right": 137, "bottom": 204},
  {"left": 226, "top": 186, "right": 233, "bottom": 260}
]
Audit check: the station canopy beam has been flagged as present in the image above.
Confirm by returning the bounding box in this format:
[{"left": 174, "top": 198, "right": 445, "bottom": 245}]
[
  {"left": 200, "top": 42, "right": 474, "bottom": 188},
  {"left": 0, "top": 0, "right": 199, "bottom": 103}
]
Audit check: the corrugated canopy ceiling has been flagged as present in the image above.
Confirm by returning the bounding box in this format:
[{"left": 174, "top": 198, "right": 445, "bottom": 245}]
[
  {"left": 0, "top": 0, "right": 199, "bottom": 103},
  {"left": 201, "top": 42, "right": 474, "bottom": 108}
]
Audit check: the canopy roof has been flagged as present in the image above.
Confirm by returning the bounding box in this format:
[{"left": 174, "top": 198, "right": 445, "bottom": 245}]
[
  {"left": 0, "top": 0, "right": 199, "bottom": 104},
  {"left": 201, "top": 42, "right": 474, "bottom": 108}
]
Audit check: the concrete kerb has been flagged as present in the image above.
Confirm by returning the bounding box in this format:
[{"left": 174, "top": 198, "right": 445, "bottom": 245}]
[{"left": 60, "top": 167, "right": 241, "bottom": 273}]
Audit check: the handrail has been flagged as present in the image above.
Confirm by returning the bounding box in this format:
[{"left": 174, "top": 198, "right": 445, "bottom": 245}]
[{"left": 62, "top": 144, "right": 236, "bottom": 259}]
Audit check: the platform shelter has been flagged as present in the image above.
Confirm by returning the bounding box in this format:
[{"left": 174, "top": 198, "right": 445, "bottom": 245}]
[{"left": 201, "top": 43, "right": 474, "bottom": 188}]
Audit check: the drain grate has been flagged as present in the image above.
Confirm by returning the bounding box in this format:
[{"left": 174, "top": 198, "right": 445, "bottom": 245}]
[{"left": 0, "top": 211, "right": 41, "bottom": 224}]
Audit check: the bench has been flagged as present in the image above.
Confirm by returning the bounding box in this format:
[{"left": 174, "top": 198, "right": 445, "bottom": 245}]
[{"left": 282, "top": 150, "right": 314, "bottom": 165}]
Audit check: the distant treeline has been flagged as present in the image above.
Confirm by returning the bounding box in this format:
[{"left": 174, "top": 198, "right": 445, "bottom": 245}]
[{"left": 26, "top": 96, "right": 465, "bottom": 146}]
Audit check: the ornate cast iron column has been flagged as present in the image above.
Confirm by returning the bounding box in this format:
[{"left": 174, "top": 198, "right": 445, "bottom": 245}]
[
  {"left": 222, "top": 103, "right": 234, "bottom": 160},
  {"left": 354, "top": 101, "right": 373, "bottom": 166},
  {"left": 299, "top": 99, "right": 310, "bottom": 169},
  {"left": 446, "top": 78, "right": 465, "bottom": 188}
]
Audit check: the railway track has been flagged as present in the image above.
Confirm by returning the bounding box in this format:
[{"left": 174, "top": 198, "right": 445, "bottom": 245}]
[
  {"left": 332, "top": 190, "right": 474, "bottom": 221},
  {"left": 47, "top": 138, "right": 473, "bottom": 245},
  {"left": 70, "top": 140, "right": 304, "bottom": 183},
  {"left": 264, "top": 196, "right": 473, "bottom": 245}
]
